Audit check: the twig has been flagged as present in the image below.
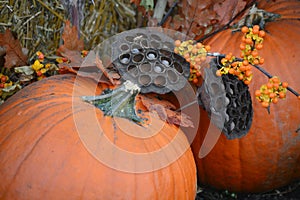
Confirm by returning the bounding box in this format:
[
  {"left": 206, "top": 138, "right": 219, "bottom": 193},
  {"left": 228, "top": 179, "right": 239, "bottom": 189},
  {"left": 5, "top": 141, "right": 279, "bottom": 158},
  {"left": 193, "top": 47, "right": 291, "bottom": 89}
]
[
  {"left": 206, "top": 53, "right": 300, "bottom": 98},
  {"left": 196, "top": 0, "right": 256, "bottom": 43},
  {"left": 157, "top": 1, "right": 178, "bottom": 26}
]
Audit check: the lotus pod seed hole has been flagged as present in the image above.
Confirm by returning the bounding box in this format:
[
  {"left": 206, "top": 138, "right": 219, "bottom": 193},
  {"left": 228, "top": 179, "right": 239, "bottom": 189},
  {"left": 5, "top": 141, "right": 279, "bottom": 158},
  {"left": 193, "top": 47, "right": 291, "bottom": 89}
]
[
  {"left": 154, "top": 76, "right": 167, "bottom": 87},
  {"left": 160, "top": 56, "right": 172, "bottom": 67},
  {"left": 127, "top": 65, "right": 139, "bottom": 77},
  {"left": 154, "top": 63, "right": 165, "bottom": 73},
  {"left": 151, "top": 34, "right": 162, "bottom": 41},
  {"left": 146, "top": 51, "right": 158, "bottom": 60},
  {"left": 174, "top": 62, "right": 183, "bottom": 74},
  {"left": 125, "top": 36, "right": 134, "bottom": 42},
  {"left": 120, "top": 44, "right": 130, "bottom": 52},
  {"left": 131, "top": 44, "right": 142, "bottom": 54},
  {"left": 167, "top": 70, "right": 179, "bottom": 83},
  {"left": 119, "top": 54, "right": 131, "bottom": 64},
  {"left": 141, "top": 39, "right": 149, "bottom": 48},
  {"left": 159, "top": 49, "right": 172, "bottom": 57},
  {"left": 132, "top": 54, "right": 144, "bottom": 63},
  {"left": 139, "top": 63, "right": 152, "bottom": 73},
  {"left": 139, "top": 75, "right": 152, "bottom": 86},
  {"left": 150, "top": 40, "right": 160, "bottom": 49}
]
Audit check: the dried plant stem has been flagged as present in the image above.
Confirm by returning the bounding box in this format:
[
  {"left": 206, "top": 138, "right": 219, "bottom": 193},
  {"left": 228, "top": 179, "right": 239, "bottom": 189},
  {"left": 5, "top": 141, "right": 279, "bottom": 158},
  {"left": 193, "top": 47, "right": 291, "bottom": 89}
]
[{"left": 35, "top": 0, "right": 65, "bottom": 22}]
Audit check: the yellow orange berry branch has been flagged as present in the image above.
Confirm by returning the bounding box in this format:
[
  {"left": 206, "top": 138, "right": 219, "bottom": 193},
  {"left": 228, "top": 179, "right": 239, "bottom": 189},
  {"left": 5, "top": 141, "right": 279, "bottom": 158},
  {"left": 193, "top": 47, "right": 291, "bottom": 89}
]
[{"left": 174, "top": 25, "right": 300, "bottom": 108}]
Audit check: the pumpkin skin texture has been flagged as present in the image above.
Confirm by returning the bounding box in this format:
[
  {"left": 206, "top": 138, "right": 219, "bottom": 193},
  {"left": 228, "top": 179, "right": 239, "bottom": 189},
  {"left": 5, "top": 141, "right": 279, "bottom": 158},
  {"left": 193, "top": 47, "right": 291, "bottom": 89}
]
[
  {"left": 192, "top": 0, "right": 300, "bottom": 193},
  {"left": 0, "top": 74, "right": 197, "bottom": 200}
]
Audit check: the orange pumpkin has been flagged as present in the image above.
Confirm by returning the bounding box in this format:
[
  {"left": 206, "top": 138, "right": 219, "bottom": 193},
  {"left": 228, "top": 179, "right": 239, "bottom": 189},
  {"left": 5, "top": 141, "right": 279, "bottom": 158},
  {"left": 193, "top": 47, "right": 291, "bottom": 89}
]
[
  {"left": 192, "top": 0, "right": 300, "bottom": 193},
  {"left": 0, "top": 74, "right": 197, "bottom": 199}
]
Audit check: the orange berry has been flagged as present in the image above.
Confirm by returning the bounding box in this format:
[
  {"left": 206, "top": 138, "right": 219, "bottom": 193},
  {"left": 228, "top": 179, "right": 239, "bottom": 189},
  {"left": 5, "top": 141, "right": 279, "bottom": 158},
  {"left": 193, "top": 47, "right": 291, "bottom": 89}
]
[
  {"left": 186, "top": 58, "right": 191, "bottom": 62},
  {"left": 251, "top": 50, "right": 259, "bottom": 57},
  {"left": 240, "top": 43, "right": 246, "bottom": 50},
  {"left": 266, "top": 82, "right": 273, "bottom": 89},
  {"left": 255, "top": 90, "right": 261, "bottom": 97},
  {"left": 174, "top": 48, "right": 179, "bottom": 54},
  {"left": 269, "top": 93, "right": 276, "bottom": 98},
  {"left": 244, "top": 80, "right": 250, "bottom": 85},
  {"left": 242, "top": 60, "right": 249, "bottom": 66},
  {"left": 245, "top": 38, "right": 253, "bottom": 44},
  {"left": 264, "top": 89, "right": 270, "bottom": 95},
  {"left": 256, "top": 43, "right": 263, "bottom": 50},
  {"left": 259, "top": 57, "right": 264, "bottom": 64},
  {"left": 216, "top": 70, "right": 222, "bottom": 77},
  {"left": 174, "top": 40, "right": 181, "bottom": 47},
  {"left": 245, "top": 70, "right": 253, "bottom": 77},
  {"left": 184, "top": 53, "right": 190, "bottom": 59},
  {"left": 272, "top": 97, "right": 279, "bottom": 104},
  {"left": 282, "top": 82, "right": 288, "bottom": 88},
  {"left": 241, "top": 26, "right": 249, "bottom": 33},
  {"left": 196, "top": 71, "right": 201, "bottom": 77},
  {"left": 259, "top": 30, "right": 266, "bottom": 37},
  {"left": 36, "top": 71, "right": 43, "bottom": 76},
  {"left": 196, "top": 42, "right": 203, "bottom": 49},
  {"left": 205, "top": 45, "right": 211, "bottom": 51},
  {"left": 273, "top": 83, "right": 280, "bottom": 89},
  {"left": 261, "top": 101, "right": 269, "bottom": 108},
  {"left": 252, "top": 28, "right": 259, "bottom": 34},
  {"left": 229, "top": 68, "right": 235, "bottom": 74},
  {"left": 193, "top": 78, "right": 199, "bottom": 84},
  {"left": 279, "top": 91, "right": 286, "bottom": 99},
  {"left": 272, "top": 77, "right": 280, "bottom": 83},
  {"left": 253, "top": 59, "right": 260, "bottom": 65},
  {"left": 238, "top": 74, "right": 244, "bottom": 80},
  {"left": 253, "top": 25, "right": 260, "bottom": 31},
  {"left": 225, "top": 53, "right": 232, "bottom": 60},
  {"left": 298, "top": 96, "right": 300, "bottom": 100},
  {"left": 221, "top": 58, "right": 227, "bottom": 64},
  {"left": 240, "top": 65, "right": 246, "bottom": 72},
  {"left": 192, "top": 48, "right": 198, "bottom": 54}
]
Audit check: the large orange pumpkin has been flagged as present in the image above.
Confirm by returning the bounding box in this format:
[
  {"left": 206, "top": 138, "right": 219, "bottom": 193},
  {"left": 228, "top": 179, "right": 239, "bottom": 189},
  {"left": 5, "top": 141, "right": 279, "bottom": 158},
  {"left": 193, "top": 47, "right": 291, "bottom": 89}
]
[
  {"left": 0, "top": 74, "right": 197, "bottom": 199},
  {"left": 192, "top": 0, "right": 300, "bottom": 193}
]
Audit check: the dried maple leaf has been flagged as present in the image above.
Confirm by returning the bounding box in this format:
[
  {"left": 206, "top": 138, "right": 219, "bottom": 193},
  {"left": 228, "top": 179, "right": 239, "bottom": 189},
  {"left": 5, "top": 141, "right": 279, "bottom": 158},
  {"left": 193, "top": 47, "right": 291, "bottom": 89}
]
[
  {"left": 139, "top": 94, "right": 194, "bottom": 127},
  {"left": 57, "top": 20, "right": 84, "bottom": 55},
  {"left": 0, "top": 29, "right": 28, "bottom": 69}
]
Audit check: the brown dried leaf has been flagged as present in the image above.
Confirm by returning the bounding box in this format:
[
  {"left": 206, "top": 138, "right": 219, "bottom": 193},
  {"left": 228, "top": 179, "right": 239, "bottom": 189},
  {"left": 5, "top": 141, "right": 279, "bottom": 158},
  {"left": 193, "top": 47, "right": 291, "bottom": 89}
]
[
  {"left": 140, "top": 94, "right": 194, "bottom": 127},
  {"left": 213, "top": 0, "right": 248, "bottom": 26},
  {"left": 57, "top": 20, "right": 84, "bottom": 55},
  {"left": 0, "top": 29, "right": 28, "bottom": 69}
]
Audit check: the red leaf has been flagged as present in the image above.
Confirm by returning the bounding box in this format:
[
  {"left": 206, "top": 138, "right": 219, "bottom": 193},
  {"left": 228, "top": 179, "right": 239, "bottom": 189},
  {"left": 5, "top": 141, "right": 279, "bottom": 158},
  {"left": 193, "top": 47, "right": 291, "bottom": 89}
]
[
  {"left": 0, "top": 30, "right": 28, "bottom": 69},
  {"left": 140, "top": 94, "right": 194, "bottom": 127},
  {"left": 57, "top": 20, "right": 84, "bottom": 55}
]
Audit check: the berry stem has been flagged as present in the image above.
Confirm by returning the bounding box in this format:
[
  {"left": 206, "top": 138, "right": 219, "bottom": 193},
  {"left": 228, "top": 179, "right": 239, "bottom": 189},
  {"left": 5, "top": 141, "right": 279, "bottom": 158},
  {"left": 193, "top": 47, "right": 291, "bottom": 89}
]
[{"left": 207, "top": 52, "right": 300, "bottom": 98}]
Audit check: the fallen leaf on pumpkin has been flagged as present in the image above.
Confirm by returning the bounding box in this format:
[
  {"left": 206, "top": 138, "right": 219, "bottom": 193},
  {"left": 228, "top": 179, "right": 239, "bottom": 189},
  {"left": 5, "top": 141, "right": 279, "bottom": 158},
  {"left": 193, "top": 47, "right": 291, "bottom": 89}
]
[
  {"left": 0, "top": 29, "right": 28, "bottom": 69},
  {"left": 139, "top": 94, "right": 194, "bottom": 127}
]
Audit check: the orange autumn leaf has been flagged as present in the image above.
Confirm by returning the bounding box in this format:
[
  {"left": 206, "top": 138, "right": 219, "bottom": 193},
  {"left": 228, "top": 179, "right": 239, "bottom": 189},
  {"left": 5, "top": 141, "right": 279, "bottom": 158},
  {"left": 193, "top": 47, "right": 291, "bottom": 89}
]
[
  {"left": 57, "top": 20, "right": 84, "bottom": 55},
  {"left": 0, "top": 29, "right": 28, "bottom": 69}
]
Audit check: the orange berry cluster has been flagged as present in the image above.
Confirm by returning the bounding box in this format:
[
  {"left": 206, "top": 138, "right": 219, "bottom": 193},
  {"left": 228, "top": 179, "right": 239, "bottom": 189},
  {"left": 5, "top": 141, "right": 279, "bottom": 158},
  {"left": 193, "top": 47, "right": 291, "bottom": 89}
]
[
  {"left": 255, "top": 76, "right": 288, "bottom": 108},
  {"left": 174, "top": 40, "right": 210, "bottom": 84},
  {"left": 0, "top": 73, "right": 12, "bottom": 89},
  {"left": 32, "top": 51, "right": 59, "bottom": 80},
  {"left": 240, "top": 25, "right": 265, "bottom": 65},
  {"left": 216, "top": 52, "right": 253, "bottom": 85}
]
